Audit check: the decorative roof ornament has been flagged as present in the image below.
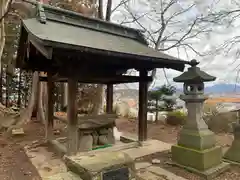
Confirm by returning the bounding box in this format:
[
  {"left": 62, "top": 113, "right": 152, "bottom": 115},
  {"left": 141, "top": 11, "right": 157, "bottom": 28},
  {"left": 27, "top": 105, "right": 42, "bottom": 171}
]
[
  {"left": 173, "top": 59, "right": 216, "bottom": 83},
  {"left": 37, "top": 2, "right": 47, "bottom": 24}
]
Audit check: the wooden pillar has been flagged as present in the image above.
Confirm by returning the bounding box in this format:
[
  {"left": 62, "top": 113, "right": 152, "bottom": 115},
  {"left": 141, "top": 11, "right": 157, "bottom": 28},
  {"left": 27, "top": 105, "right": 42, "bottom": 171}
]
[
  {"left": 67, "top": 78, "right": 78, "bottom": 155},
  {"left": 138, "top": 69, "right": 148, "bottom": 142},
  {"left": 46, "top": 73, "right": 54, "bottom": 140},
  {"left": 106, "top": 84, "right": 113, "bottom": 113}
]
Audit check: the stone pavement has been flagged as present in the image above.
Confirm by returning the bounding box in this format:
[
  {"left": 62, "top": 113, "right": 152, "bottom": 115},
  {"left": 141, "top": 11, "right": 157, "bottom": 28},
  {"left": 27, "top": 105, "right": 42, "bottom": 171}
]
[{"left": 25, "top": 139, "right": 187, "bottom": 180}]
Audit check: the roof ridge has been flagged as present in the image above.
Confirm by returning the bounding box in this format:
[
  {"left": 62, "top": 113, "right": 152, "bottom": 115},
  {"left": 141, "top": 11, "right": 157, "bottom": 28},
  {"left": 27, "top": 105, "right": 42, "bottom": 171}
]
[{"left": 23, "top": 0, "right": 148, "bottom": 45}]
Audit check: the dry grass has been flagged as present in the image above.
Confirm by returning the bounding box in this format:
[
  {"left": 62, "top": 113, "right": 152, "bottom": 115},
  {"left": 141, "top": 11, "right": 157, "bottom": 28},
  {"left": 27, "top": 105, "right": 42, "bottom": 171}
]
[{"left": 203, "top": 104, "right": 238, "bottom": 133}]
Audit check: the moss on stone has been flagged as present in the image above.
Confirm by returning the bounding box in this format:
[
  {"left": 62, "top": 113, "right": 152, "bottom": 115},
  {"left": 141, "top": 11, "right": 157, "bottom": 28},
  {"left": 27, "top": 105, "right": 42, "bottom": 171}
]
[{"left": 172, "top": 145, "right": 222, "bottom": 171}]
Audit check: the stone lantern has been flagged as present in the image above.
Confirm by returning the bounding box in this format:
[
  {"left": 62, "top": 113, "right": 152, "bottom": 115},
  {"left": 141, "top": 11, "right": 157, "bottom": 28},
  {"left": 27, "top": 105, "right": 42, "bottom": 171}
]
[
  {"left": 171, "top": 60, "right": 229, "bottom": 178},
  {"left": 224, "top": 112, "right": 240, "bottom": 163}
]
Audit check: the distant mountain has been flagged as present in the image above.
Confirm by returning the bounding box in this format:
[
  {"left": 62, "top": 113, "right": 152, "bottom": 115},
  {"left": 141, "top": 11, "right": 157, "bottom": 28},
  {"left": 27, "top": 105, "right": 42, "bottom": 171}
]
[
  {"left": 205, "top": 84, "right": 240, "bottom": 93},
  {"left": 177, "top": 83, "right": 240, "bottom": 94},
  {"left": 115, "top": 83, "right": 240, "bottom": 97}
]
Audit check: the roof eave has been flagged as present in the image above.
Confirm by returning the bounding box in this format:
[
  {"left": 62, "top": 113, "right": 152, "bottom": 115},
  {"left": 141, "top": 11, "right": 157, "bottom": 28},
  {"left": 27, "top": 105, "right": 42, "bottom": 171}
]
[{"left": 40, "top": 39, "right": 187, "bottom": 71}]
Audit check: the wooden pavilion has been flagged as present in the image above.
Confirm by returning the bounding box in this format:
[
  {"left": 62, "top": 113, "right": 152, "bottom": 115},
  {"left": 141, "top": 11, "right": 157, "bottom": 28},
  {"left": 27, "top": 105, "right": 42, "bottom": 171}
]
[{"left": 16, "top": 2, "right": 189, "bottom": 154}]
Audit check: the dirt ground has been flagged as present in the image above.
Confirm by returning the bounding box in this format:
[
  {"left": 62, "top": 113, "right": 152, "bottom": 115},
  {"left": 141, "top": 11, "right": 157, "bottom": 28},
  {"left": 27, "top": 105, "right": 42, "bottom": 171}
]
[
  {"left": 116, "top": 118, "right": 234, "bottom": 148},
  {"left": 0, "top": 117, "right": 237, "bottom": 180},
  {"left": 0, "top": 119, "right": 66, "bottom": 180}
]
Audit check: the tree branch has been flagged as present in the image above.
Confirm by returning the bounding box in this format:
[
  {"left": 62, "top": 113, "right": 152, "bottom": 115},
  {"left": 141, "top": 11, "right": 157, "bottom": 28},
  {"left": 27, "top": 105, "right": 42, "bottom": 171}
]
[
  {"left": 111, "top": 0, "right": 130, "bottom": 13},
  {"left": 105, "top": 0, "right": 112, "bottom": 21},
  {"left": 98, "top": 0, "right": 103, "bottom": 19}
]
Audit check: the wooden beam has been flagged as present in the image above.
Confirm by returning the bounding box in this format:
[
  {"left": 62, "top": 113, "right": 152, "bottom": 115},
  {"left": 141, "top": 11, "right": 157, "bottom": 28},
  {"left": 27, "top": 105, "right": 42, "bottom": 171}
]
[
  {"left": 46, "top": 72, "right": 54, "bottom": 140},
  {"left": 138, "top": 69, "right": 148, "bottom": 142},
  {"left": 106, "top": 84, "right": 113, "bottom": 113},
  {"left": 67, "top": 78, "right": 78, "bottom": 155},
  {"left": 29, "top": 37, "right": 53, "bottom": 59},
  {"left": 39, "top": 75, "right": 153, "bottom": 84}
]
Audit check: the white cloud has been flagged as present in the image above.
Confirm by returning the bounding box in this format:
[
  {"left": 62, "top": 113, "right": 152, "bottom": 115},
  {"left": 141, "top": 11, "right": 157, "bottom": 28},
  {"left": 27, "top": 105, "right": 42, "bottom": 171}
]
[{"left": 108, "top": 0, "right": 240, "bottom": 89}]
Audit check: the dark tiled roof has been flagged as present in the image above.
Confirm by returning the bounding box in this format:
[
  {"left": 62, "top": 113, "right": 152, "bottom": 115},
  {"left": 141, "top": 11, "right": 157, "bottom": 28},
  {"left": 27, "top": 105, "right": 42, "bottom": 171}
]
[{"left": 18, "top": 1, "right": 188, "bottom": 71}]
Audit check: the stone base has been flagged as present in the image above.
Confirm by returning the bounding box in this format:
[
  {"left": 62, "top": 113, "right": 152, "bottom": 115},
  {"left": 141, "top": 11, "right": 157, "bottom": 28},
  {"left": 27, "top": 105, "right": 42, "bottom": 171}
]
[
  {"left": 171, "top": 161, "right": 229, "bottom": 180},
  {"left": 223, "top": 139, "right": 240, "bottom": 164},
  {"left": 63, "top": 151, "right": 135, "bottom": 180},
  {"left": 171, "top": 145, "right": 222, "bottom": 171}
]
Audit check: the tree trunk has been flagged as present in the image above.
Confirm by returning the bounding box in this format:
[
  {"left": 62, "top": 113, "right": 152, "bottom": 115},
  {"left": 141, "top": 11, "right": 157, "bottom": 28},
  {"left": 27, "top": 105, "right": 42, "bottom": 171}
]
[
  {"left": 91, "top": 0, "right": 113, "bottom": 115},
  {"left": 17, "top": 69, "right": 22, "bottom": 108},
  {"left": 0, "top": 65, "right": 2, "bottom": 104},
  {"left": 0, "top": 0, "right": 9, "bottom": 78},
  {"left": 63, "top": 83, "right": 68, "bottom": 108},
  {"left": 5, "top": 73, "right": 9, "bottom": 107},
  {"left": 37, "top": 71, "right": 49, "bottom": 125},
  {"left": 37, "top": 81, "right": 46, "bottom": 123},
  {"left": 155, "top": 99, "right": 158, "bottom": 122},
  {"left": 15, "top": 71, "right": 39, "bottom": 126},
  {"left": 92, "top": 84, "right": 104, "bottom": 115},
  {"left": 60, "top": 83, "right": 64, "bottom": 110}
]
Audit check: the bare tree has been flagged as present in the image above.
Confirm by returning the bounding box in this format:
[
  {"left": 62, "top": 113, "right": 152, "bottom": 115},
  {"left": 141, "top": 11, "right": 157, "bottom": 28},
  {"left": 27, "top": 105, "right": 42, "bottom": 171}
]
[
  {"left": 196, "top": 1, "right": 240, "bottom": 83},
  {"left": 0, "top": 0, "right": 13, "bottom": 78},
  {"left": 111, "top": 0, "right": 227, "bottom": 87}
]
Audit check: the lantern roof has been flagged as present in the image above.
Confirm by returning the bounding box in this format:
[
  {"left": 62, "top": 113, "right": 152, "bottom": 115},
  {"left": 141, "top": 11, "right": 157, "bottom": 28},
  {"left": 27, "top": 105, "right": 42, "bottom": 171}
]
[{"left": 173, "top": 59, "right": 216, "bottom": 83}]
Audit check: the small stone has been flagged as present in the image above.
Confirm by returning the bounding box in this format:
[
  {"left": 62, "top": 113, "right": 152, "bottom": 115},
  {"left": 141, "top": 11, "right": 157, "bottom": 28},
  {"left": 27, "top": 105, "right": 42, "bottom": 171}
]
[
  {"left": 32, "top": 140, "right": 39, "bottom": 144},
  {"left": 53, "top": 129, "right": 60, "bottom": 135},
  {"left": 106, "top": 128, "right": 115, "bottom": 144},
  {"left": 28, "top": 154, "right": 36, "bottom": 158},
  {"left": 98, "top": 135, "right": 109, "bottom": 145},
  {"left": 152, "top": 159, "right": 161, "bottom": 164},
  {"left": 92, "top": 131, "right": 99, "bottom": 145},
  {"left": 12, "top": 128, "right": 24, "bottom": 135},
  {"left": 79, "top": 135, "right": 93, "bottom": 151},
  {"left": 43, "top": 166, "right": 52, "bottom": 172}
]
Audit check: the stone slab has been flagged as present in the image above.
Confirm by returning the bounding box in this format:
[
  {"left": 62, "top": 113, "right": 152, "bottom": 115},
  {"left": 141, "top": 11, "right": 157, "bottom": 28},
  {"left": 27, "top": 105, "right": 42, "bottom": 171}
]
[
  {"left": 136, "top": 170, "right": 166, "bottom": 180},
  {"left": 147, "top": 166, "right": 188, "bottom": 180},
  {"left": 135, "top": 162, "right": 152, "bottom": 170},
  {"left": 24, "top": 146, "right": 68, "bottom": 179},
  {"left": 42, "top": 172, "right": 81, "bottom": 180},
  {"left": 120, "top": 132, "right": 138, "bottom": 143},
  {"left": 171, "top": 161, "right": 230, "bottom": 180},
  {"left": 123, "top": 139, "right": 171, "bottom": 160},
  {"left": 64, "top": 151, "right": 135, "bottom": 179},
  {"left": 12, "top": 128, "right": 24, "bottom": 135},
  {"left": 76, "top": 141, "right": 139, "bottom": 156},
  {"left": 223, "top": 158, "right": 240, "bottom": 166}
]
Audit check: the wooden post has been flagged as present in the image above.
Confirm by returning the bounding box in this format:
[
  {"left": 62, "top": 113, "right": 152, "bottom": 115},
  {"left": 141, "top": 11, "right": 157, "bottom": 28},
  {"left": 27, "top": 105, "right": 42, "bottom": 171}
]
[
  {"left": 46, "top": 72, "right": 54, "bottom": 140},
  {"left": 138, "top": 69, "right": 148, "bottom": 142},
  {"left": 67, "top": 78, "right": 78, "bottom": 155},
  {"left": 106, "top": 84, "right": 113, "bottom": 113}
]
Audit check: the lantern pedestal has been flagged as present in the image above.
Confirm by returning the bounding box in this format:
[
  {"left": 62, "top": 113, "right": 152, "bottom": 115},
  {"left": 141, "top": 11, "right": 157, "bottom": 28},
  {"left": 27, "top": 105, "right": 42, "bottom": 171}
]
[
  {"left": 172, "top": 144, "right": 222, "bottom": 170},
  {"left": 172, "top": 125, "right": 229, "bottom": 178},
  {"left": 171, "top": 144, "right": 229, "bottom": 178},
  {"left": 224, "top": 123, "right": 240, "bottom": 165}
]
